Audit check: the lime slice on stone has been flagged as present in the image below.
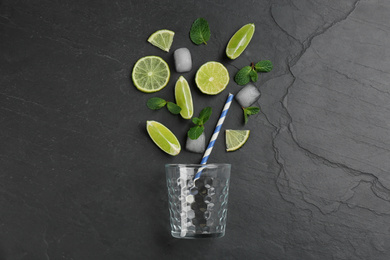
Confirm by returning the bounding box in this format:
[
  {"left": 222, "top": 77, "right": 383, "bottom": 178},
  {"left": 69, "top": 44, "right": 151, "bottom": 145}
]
[
  {"left": 147, "top": 29, "right": 175, "bottom": 52},
  {"left": 146, "top": 120, "right": 181, "bottom": 156},
  {"left": 226, "top": 23, "right": 255, "bottom": 60},
  {"left": 225, "top": 130, "right": 250, "bottom": 152},
  {"left": 175, "top": 76, "right": 193, "bottom": 119},
  {"left": 132, "top": 56, "right": 170, "bottom": 93},
  {"left": 195, "top": 61, "right": 229, "bottom": 95}
]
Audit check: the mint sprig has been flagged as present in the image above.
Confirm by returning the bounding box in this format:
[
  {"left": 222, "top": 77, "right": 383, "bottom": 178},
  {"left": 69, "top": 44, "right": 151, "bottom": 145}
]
[
  {"left": 243, "top": 106, "right": 260, "bottom": 124},
  {"left": 188, "top": 106, "right": 212, "bottom": 140},
  {"left": 234, "top": 60, "right": 273, "bottom": 86},
  {"left": 190, "top": 18, "right": 210, "bottom": 45},
  {"left": 147, "top": 97, "right": 181, "bottom": 115}
]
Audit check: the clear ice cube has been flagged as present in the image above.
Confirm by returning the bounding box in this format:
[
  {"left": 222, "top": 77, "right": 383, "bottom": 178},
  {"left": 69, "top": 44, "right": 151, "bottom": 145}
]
[
  {"left": 235, "top": 83, "right": 261, "bottom": 107},
  {"left": 186, "top": 132, "right": 206, "bottom": 153},
  {"left": 174, "top": 48, "right": 192, "bottom": 73}
]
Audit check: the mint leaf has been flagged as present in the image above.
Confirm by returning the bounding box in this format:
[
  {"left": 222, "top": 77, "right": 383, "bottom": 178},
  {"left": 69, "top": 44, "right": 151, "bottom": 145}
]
[
  {"left": 255, "top": 60, "right": 273, "bottom": 72},
  {"left": 192, "top": 117, "right": 202, "bottom": 125},
  {"left": 244, "top": 111, "right": 249, "bottom": 124},
  {"left": 198, "top": 107, "right": 212, "bottom": 124},
  {"left": 243, "top": 106, "right": 260, "bottom": 124},
  {"left": 166, "top": 102, "right": 182, "bottom": 115},
  {"left": 188, "top": 125, "right": 204, "bottom": 140},
  {"left": 190, "top": 18, "right": 210, "bottom": 45},
  {"left": 245, "top": 106, "right": 260, "bottom": 115},
  {"left": 249, "top": 69, "right": 258, "bottom": 82},
  {"left": 147, "top": 97, "right": 166, "bottom": 110},
  {"left": 234, "top": 66, "right": 252, "bottom": 86}
]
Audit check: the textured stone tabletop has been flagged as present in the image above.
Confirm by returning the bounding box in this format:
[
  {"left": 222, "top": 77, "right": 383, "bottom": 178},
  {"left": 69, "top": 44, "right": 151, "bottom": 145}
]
[{"left": 1, "top": 0, "right": 390, "bottom": 259}]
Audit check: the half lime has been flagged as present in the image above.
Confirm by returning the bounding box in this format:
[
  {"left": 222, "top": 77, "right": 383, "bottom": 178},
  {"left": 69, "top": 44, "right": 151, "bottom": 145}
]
[{"left": 132, "top": 56, "right": 170, "bottom": 93}]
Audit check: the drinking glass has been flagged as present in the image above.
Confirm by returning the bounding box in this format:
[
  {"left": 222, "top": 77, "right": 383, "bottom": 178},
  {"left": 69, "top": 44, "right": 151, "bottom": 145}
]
[{"left": 166, "top": 164, "right": 231, "bottom": 239}]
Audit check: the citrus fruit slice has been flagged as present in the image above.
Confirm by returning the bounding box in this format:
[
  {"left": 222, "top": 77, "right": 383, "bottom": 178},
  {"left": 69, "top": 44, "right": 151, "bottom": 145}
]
[
  {"left": 226, "top": 23, "right": 255, "bottom": 60},
  {"left": 195, "top": 61, "right": 229, "bottom": 95},
  {"left": 146, "top": 120, "right": 181, "bottom": 156},
  {"left": 175, "top": 76, "right": 193, "bottom": 119},
  {"left": 132, "top": 56, "right": 170, "bottom": 93},
  {"left": 147, "top": 29, "right": 175, "bottom": 52},
  {"left": 225, "top": 129, "right": 250, "bottom": 152}
]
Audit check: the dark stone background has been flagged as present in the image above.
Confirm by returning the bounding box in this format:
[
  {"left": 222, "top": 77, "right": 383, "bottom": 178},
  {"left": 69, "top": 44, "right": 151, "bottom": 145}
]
[{"left": 1, "top": 0, "right": 389, "bottom": 259}]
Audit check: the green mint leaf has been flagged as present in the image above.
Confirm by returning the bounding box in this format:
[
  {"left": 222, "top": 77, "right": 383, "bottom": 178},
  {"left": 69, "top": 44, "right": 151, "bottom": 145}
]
[
  {"left": 243, "top": 106, "right": 260, "bottom": 124},
  {"left": 245, "top": 106, "right": 260, "bottom": 115},
  {"left": 255, "top": 60, "right": 273, "bottom": 72},
  {"left": 234, "top": 66, "right": 252, "bottom": 86},
  {"left": 188, "top": 125, "right": 204, "bottom": 140},
  {"left": 147, "top": 97, "right": 166, "bottom": 110},
  {"left": 192, "top": 117, "right": 202, "bottom": 126},
  {"left": 249, "top": 69, "right": 258, "bottom": 82},
  {"left": 198, "top": 107, "right": 212, "bottom": 124},
  {"left": 244, "top": 111, "right": 249, "bottom": 124},
  {"left": 166, "top": 102, "right": 182, "bottom": 115},
  {"left": 190, "top": 18, "right": 210, "bottom": 45}
]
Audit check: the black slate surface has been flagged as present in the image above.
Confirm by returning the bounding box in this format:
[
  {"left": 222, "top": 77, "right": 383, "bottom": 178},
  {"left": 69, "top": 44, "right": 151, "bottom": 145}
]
[{"left": 1, "top": 0, "right": 390, "bottom": 259}]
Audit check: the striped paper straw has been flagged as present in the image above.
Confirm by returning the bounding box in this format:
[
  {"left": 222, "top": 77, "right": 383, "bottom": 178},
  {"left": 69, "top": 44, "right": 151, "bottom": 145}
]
[{"left": 194, "top": 93, "right": 234, "bottom": 181}]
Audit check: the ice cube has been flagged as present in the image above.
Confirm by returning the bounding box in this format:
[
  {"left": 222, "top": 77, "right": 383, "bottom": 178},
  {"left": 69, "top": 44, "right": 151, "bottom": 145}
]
[
  {"left": 174, "top": 48, "right": 192, "bottom": 73},
  {"left": 235, "top": 83, "right": 261, "bottom": 107},
  {"left": 186, "top": 132, "right": 206, "bottom": 153}
]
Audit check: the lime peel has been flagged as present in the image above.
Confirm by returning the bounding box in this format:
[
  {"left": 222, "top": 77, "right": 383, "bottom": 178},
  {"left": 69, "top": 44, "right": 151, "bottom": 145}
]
[{"left": 195, "top": 61, "right": 230, "bottom": 95}]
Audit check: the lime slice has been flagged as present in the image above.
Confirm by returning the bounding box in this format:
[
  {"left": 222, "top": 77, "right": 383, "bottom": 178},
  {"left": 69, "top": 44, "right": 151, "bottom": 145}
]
[
  {"left": 147, "top": 29, "right": 175, "bottom": 52},
  {"left": 175, "top": 76, "right": 193, "bottom": 119},
  {"left": 225, "top": 130, "right": 250, "bottom": 152},
  {"left": 226, "top": 23, "right": 255, "bottom": 60},
  {"left": 195, "top": 61, "right": 230, "bottom": 95},
  {"left": 132, "top": 56, "right": 170, "bottom": 93},
  {"left": 146, "top": 120, "right": 181, "bottom": 156}
]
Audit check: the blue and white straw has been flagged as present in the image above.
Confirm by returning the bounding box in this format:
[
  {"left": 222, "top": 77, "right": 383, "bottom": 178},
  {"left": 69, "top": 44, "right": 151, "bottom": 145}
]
[
  {"left": 194, "top": 93, "right": 234, "bottom": 181},
  {"left": 180, "top": 93, "right": 234, "bottom": 237}
]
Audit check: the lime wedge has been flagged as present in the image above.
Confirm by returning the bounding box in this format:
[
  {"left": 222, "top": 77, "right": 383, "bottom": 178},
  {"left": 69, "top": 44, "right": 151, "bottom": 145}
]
[
  {"left": 225, "top": 130, "right": 250, "bottom": 152},
  {"left": 132, "top": 56, "right": 170, "bottom": 93},
  {"left": 147, "top": 29, "right": 175, "bottom": 52},
  {"left": 195, "top": 61, "right": 229, "bottom": 95},
  {"left": 226, "top": 23, "right": 255, "bottom": 60},
  {"left": 146, "top": 121, "right": 181, "bottom": 156},
  {"left": 175, "top": 76, "right": 193, "bottom": 119}
]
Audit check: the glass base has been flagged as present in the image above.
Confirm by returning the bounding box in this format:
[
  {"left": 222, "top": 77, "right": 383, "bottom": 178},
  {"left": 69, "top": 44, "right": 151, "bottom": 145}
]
[{"left": 171, "top": 231, "right": 225, "bottom": 239}]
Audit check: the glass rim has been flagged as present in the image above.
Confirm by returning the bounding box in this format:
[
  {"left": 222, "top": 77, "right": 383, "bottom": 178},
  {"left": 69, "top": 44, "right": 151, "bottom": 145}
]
[{"left": 165, "top": 163, "right": 231, "bottom": 169}]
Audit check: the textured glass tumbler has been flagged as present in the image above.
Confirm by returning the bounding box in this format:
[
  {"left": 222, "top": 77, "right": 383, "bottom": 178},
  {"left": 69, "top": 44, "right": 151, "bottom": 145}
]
[{"left": 166, "top": 164, "right": 231, "bottom": 239}]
